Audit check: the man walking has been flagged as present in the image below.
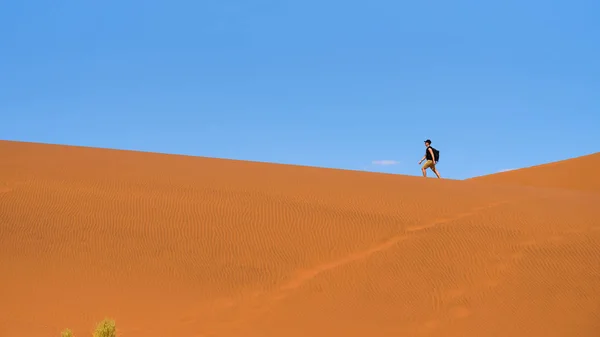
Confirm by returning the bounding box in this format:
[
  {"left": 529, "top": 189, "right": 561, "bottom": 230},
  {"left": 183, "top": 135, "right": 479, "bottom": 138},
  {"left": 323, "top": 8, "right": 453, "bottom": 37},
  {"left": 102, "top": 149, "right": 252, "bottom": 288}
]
[{"left": 418, "top": 139, "right": 441, "bottom": 178}]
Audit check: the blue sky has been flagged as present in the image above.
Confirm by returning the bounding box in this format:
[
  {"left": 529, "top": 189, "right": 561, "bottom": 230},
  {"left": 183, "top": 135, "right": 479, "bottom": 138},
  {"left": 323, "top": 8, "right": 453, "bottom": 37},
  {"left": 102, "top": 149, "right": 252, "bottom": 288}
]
[{"left": 1, "top": 0, "right": 598, "bottom": 179}]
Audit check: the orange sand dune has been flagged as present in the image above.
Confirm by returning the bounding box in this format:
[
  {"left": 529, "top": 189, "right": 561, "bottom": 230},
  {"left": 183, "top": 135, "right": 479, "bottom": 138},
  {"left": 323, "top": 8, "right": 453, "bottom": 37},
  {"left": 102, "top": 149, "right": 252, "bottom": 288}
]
[
  {"left": 468, "top": 152, "right": 600, "bottom": 193},
  {"left": 1, "top": 140, "right": 599, "bottom": 337}
]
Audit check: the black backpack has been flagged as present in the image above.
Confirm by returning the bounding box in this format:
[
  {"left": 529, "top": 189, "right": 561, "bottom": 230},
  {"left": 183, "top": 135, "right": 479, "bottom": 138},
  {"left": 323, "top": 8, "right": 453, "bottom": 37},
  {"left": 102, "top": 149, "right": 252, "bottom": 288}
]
[{"left": 431, "top": 147, "right": 440, "bottom": 162}]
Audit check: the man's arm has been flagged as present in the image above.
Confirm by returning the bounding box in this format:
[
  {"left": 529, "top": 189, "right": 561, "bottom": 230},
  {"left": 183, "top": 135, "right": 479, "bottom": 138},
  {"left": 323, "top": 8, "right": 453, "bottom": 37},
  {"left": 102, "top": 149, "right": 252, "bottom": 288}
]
[
  {"left": 428, "top": 148, "right": 436, "bottom": 164},
  {"left": 418, "top": 155, "right": 426, "bottom": 164}
]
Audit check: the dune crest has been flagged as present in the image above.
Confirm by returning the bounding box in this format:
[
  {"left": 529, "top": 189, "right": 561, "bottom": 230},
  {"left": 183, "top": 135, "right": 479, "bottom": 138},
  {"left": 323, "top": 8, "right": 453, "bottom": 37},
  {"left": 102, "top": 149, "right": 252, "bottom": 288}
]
[
  {"left": 1, "top": 140, "right": 599, "bottom": 337},
  {"left": 468, "top": 152, "right": 600, "bottom": 193}
]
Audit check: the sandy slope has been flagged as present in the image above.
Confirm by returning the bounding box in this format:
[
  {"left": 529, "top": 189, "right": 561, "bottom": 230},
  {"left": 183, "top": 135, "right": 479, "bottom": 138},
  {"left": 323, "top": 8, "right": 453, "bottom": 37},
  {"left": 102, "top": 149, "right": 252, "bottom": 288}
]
[
  {"left": 1, "top": 140, "right": 599, "bottom": 337},
  {"left": 468, "top": 152, "right": 600, "bottom": 193}
]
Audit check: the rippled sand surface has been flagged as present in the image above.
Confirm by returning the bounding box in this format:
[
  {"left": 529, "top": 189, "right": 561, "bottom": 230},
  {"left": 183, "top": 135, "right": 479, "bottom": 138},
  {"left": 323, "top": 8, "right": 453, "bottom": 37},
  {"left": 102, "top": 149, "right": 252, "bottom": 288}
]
[{"left": 1, "top": 140, "right": 599, "bottom": 337}]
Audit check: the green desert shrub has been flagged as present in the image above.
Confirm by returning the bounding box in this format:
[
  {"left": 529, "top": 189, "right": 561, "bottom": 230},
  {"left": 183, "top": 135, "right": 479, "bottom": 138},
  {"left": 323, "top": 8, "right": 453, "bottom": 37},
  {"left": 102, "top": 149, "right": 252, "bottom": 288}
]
[
  {"left": 93, "top": 318, "right": 116, "bottom": 337},
  {"left": 61, "top": 329, "right": 73, "bottom": 337}
]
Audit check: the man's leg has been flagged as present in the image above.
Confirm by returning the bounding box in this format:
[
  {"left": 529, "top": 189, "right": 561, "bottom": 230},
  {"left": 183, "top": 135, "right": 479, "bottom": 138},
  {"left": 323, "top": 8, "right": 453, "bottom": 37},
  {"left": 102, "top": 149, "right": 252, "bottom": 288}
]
[
  {"left": 428, "top": 163, "right": 441, "bottom": 178},
  {"left": 429, "top": 162, "right": 441, "bottom": 179},
  {"left": 422, "top": 161, "right": 431, "bottom": 177}
]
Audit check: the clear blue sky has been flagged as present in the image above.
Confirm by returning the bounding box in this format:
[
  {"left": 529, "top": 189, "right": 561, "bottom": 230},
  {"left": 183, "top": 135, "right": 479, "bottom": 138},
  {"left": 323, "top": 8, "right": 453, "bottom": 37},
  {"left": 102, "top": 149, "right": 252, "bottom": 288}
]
[{"left": 1, "top": 0, "right": 598, "bottom": 179}]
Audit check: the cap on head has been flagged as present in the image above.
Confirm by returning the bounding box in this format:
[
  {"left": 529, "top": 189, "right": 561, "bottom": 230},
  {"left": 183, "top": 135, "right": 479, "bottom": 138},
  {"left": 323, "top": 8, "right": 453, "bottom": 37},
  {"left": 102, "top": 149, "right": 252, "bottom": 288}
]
[{"left": 424, "top": 139, "right": 431, "bottom": 145}]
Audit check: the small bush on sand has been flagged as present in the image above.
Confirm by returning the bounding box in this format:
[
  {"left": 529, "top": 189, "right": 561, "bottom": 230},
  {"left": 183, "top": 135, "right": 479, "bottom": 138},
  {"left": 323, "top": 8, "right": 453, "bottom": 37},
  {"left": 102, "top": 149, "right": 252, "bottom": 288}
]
[
  {"left": 93, "top": 318, "right": 116, "bottom": 337},
  {"left": 60, "top": 318, "right": 116, "bottom": 337}
]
